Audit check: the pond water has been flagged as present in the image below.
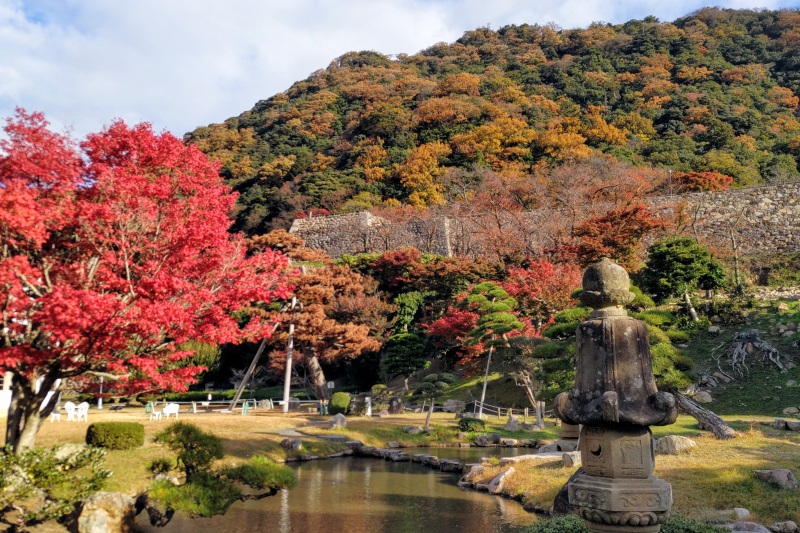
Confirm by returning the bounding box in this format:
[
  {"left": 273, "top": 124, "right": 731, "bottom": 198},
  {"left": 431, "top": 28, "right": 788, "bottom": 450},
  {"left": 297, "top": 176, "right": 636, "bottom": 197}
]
[{"left": 138, "top": 448, "right": 540, "bottom": 533}]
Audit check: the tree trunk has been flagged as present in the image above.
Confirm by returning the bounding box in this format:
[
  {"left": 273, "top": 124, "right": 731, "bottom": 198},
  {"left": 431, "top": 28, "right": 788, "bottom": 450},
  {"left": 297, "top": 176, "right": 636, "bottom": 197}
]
[
  {"left": 5, "top": 373, "right": 58, "bottom": 452},
  {"left": 304, "top": 348, "right": 331, "bottom": 401},
  {"left": 423, "top": 399, "right": 435, "bottom": 430},
  {"left": 672, "top": 391, "right": 737, "bottom": 440},
  {"left": 513, "top": 371, "right": 543, "bottom": 428},
  {"left": 684, "top": 291, "right": 699, "bottom": 323},
  {"left": 477, "top": 339, "right": 495, "bottom": 419}
]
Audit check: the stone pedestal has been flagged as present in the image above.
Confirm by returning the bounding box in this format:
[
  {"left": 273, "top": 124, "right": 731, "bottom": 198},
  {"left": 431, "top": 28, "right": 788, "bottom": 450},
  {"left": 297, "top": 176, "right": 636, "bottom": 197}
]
[
  {"left": 570, "top": 475, "right": 671, "bottom": 532},
  {"left": 570, "top": 426, "right": 671, "bottom": 532}
]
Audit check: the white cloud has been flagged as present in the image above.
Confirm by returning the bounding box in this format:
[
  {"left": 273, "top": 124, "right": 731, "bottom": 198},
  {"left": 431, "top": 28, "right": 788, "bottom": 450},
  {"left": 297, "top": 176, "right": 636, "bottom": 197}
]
[{"left": 1, "top": 0, "right": 799, "bottom": 139}]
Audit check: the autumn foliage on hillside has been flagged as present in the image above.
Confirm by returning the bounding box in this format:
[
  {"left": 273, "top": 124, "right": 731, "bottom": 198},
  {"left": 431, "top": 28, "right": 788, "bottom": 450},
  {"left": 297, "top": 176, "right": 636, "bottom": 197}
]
[{"left": 187, "top": 8, "right": 800, "bottom": 236}]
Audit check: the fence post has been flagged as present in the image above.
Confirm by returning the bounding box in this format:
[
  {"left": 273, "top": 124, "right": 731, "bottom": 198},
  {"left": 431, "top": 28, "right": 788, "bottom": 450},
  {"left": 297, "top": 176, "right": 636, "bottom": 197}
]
[{"left": 524, "top": 408, "right": 528, "bottom": 423}]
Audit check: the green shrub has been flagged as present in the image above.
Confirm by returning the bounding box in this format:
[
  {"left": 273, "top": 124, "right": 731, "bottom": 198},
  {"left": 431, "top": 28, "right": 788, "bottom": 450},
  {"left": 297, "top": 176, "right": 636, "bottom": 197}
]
[
  {"left": 666, "top": 329, "right": 690, "bottom": 342},
  {"left": 156, "top": 422, "right": 224, "bottom": 481},
  {"left": 554, "top": 307, "right": 589, "bottom": 324},
  {"left": 458, "top": 417, "right": 486, "bottom": 432},
  {"left": 329, "top": 392, "right": 352, "bottom": 415},
  {"left": 544, "top": 321, "right": 579, "bottom": 339},
  {"left": 149, "top": 472, "right": 240, "bottom": 517},
  {"left": 531, "top": 341, "right": 569, "bottom": 359},
  {"left": 414, "top": 382, "right": 436, "bottom": 396},
  {"left": 628, "top": 284, "right": 655, "bottom": 310},
  {"left": 438, "top": 372, "right": 457, "bottom": 384},
  {"left": 422, "top": 374, "right": 439, "bottom": 383},
  {"left": 646, "top": 325, "right": 672, "bottom": 345},
  {"left": 634, "top": 309, "right": 676, "bottom": 327},
  {"left": 223, "top": 456, "right": 296, "bottom": 490},
  {"left": 434, "top": 381, "right": 450, "bottom": 391},
  {"left": 86, "top": 422, "right": 145, "bottom": 450},
  {"left": 150, "top": 458, "right": 173, "bottom": 475},
  {"left": 370, "top": 384, "right": 389, "bottom": 398},
  {"left": 0, "top": 445, "right": 110, "bottom": 528}
]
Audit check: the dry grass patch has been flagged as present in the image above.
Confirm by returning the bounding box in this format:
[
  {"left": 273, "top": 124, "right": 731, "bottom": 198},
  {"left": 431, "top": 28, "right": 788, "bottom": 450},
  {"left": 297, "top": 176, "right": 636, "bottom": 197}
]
[{"left": 467, "top": 416, "right": 800, "bottom": 525}]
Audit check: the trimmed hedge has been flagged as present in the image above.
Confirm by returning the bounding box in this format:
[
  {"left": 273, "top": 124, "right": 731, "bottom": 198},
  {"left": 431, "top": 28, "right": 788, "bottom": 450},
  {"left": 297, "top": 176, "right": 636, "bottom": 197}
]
[
  {"left": 329, "top": 392, "right": 351, "bottom": 415},
  {"left": 86, "top": 422, "right": 145, "bottom": 450},
  {"left": 458, "top": 417, "right": 486, "bottom": 432}
]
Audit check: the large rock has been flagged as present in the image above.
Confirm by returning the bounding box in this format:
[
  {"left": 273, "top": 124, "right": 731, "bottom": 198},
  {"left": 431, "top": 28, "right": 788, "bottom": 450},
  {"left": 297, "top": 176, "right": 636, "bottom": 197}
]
[
  {"left": 487, "top": 467, "right": 514, "bottom": 494},
  {"left": 280, "top": 438, "right": 302, "bottom": 451},
  {"left": 458, "top": 465, "right": 485, "bottom": 487},
  {"left": 774, "top": 418, "right": 789, "bottom": 430},
  {"left": 787, "top": 421, "right": 800, "bottom": 432},
  {"left": 783, "top": 407, "right": 800, "bottom": 415},
  {"left": 504, "top": 414, "right": 519, "bottom": 432},
  {"left": 473, "top": 435, "right": 491, "bottom": 447},
  {"left": 655, "top": 435, "right": 697, "bottom": 455},
  {"left": 388, "top": 397, "right": 405, "bottom": 414},
  {"left": 562, "top": 452, "right": 581, "bottom": 468},
  {"left": 329, "top": 413, "right": 347, "bottom": 429},
  {"left": 403, "top": 426, "right": 423, "bottom": 435},
  {"left": 753, "top": 469, "right": 798, "bottom": 489},
  {"left": 693, "top": 390, "right": 713, "bottom": 403},
  {"left": 722, "top": 522, "right": 771, "bottom": 532},
  {"left": 78, "top": 492, "right": 136, "bottom": 533},
  {"left": 770, "top": 521, "right": 798, "bottom": 533}
]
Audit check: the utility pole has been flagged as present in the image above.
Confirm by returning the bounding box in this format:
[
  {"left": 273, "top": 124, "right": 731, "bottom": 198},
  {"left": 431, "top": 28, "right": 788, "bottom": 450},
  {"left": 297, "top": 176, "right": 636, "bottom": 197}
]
[
  {"left": 282, "top": 297, "right": 302, "bottom": 414},
  {"left": 477, "top": 334, "right": 496, "bottom": 419}
]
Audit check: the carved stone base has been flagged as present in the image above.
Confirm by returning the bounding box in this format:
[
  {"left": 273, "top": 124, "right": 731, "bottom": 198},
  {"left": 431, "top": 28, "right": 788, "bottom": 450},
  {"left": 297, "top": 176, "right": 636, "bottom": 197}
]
[{"left": 569, "top": 475, "right": 672, "bottom": 533}]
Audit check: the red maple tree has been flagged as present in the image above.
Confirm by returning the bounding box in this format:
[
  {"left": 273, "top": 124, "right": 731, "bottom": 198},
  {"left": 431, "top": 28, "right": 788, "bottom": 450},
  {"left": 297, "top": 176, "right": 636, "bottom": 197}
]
[
  {"left": 502, "top": 259, "right": 582, "bottom": 324},
  {"left": 0, "top": 110, "right": 291, "bottom": 451}
]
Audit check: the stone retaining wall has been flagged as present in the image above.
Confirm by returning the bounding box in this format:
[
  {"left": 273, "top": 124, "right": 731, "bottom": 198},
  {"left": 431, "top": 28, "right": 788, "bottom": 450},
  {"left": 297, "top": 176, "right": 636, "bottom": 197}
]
[{"left": 289, "top": 184, "right": 800, "bottom": 258}]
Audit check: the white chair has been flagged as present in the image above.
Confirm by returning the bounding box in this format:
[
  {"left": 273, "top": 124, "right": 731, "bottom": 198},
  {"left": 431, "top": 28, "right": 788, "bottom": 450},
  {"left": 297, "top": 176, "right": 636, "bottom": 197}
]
[
  {"left": 64, "top": 401, "right": 77, "bottom": 421},
  {"left": 162, "top": 403, "right": 179, "bottom": 419},
  {"left": 76, "top": 402, "right": 89, "bottom": 422},
  {"left": 150, "top": 409, "right": 162, "bottom": 421},
  {"left": 49, "top": 410, "right": 61, "bottom": 422}
]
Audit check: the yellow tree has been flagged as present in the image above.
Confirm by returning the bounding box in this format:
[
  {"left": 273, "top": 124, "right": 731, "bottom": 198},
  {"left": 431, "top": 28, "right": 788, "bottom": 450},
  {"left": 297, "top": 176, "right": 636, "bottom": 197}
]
[{"left": 394, "top": 141, "right": 451, "bottom": 206}]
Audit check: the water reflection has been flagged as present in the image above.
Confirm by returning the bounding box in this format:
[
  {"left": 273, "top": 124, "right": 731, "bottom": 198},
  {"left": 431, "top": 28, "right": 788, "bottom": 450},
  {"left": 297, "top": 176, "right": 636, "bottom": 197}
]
[{"left": 138, "top": 453, "right": 538, "bottom": 533}]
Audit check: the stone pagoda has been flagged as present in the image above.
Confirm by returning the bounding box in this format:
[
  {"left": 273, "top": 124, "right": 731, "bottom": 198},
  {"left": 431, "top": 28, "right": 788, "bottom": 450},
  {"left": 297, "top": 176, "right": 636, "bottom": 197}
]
[{"left": 554, "top": 258, "right": 678, "bottom": 533}]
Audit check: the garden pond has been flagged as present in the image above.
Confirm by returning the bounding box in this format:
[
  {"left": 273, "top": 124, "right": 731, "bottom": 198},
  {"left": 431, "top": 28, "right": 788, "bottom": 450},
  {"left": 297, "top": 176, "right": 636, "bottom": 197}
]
[{"left": 136, "top": 447, "right": 540, "bottom": 533}]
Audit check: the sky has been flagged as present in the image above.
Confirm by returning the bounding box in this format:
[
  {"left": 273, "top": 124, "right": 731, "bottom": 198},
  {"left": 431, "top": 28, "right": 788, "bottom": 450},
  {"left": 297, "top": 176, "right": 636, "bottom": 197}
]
[{"left": 2, "top": 0, "right": 800, "bottom": 139}]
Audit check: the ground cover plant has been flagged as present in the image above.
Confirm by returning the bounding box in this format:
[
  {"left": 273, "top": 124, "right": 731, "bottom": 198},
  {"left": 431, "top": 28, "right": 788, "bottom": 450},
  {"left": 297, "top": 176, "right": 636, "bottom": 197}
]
[
  {"left": 0, "top": 445, "right": 110, "bottom": 531},
  {"left": 148, "top": 422, "right": 296, "bottom": 519}
]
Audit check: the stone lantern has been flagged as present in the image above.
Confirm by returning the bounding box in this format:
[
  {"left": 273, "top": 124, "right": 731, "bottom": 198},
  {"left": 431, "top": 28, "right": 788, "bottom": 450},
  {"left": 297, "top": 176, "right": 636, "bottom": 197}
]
[{"left": 554, "top": 258, "right": 678, "bottom": 533}]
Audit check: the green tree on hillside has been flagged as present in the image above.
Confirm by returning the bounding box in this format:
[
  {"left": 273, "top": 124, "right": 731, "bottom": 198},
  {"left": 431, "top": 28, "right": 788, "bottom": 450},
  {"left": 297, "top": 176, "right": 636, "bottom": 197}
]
[{"left": 639, "top": 236, "right": 727, "bottom": 321}]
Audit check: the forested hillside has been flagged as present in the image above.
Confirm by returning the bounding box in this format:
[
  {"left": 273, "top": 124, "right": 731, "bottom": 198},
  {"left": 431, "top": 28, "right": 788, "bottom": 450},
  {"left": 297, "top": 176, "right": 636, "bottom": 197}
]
[{"left": 186, "top": 8, "right": 800, "bottom": 235}]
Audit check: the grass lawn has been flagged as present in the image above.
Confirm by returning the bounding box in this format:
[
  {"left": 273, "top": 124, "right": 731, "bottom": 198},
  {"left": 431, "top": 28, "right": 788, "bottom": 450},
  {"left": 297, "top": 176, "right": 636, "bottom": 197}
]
[{"left": 1, "top": 408, "right": 313, "bottom": 494}]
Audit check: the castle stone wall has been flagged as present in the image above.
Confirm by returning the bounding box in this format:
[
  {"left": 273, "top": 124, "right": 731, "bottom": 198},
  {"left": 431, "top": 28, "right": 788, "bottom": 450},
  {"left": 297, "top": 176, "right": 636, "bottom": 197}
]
[{"left": 289, "top": 184, "right": 800, "bottom": 258}]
